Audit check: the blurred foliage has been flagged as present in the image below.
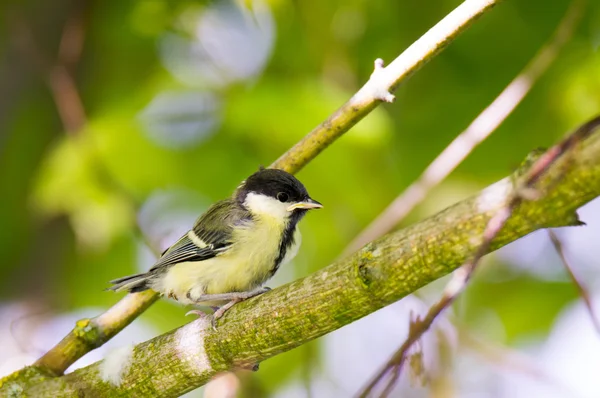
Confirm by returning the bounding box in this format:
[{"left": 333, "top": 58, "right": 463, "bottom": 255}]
[{"left": 1, "top": 0, "right": 600, "bottom": 395}]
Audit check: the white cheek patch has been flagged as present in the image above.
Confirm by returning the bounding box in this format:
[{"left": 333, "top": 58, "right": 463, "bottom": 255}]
[{"left": 244, "top": 192, "right": 290, "bottom": 220}]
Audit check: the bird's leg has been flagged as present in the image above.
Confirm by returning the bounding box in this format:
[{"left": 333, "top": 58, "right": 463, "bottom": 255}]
[
  {"left": 187, "top": 287, "right": 271, "bottom": 303},
  {"left": 212, "top": 298, "right": 242, "bottom": 321},
  {"left": 185, "top": 287, "right": 271, "bottom": 327}
]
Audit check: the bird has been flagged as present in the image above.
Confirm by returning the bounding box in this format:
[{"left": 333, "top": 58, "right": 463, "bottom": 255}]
[{"left": 107, "top": 168, "right": 322, "bottom": 324}]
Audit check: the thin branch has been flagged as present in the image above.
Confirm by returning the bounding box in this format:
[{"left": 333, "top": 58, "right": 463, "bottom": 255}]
[
  {"left": 12, "top": 10, "right": 87, "bottom": 134},
  {"left": 57, "top": 8, "right": 86, "bottom": 70},
  {"left": 271, "top": 0, "right": 502, "bottom": 174},
  {"left": 358, "top": 116, "right": 600, "bottom": 397},
  {"left": 548, "top": 230, "right": 600, "bottom": 335},
  {"left": 344, "top": 0, "right": 585, "bottom": 256},
  {"left": 49, "top": 6, "right": 87, "bottom": 134},
  {"left": 33, "top": 290, "right": 159, "bottom": 375},
  {"left": 46, "top": 65, "right": 86, "bottom": 134},
  {"left": 32, "top": 0, "right": 504, "bottom": 377},
  {"left": 6, "top": 116, "right": 600, "bottom": 397}
]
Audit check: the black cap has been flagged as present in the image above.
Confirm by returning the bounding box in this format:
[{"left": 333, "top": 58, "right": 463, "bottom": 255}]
[{"left": 236, "top": 168, "right": 311, "bottom": 205}]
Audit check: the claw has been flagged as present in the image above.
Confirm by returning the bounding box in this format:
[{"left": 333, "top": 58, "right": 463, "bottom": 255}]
[
  {"left": 186, "top": 309, "right": 218, "bottom": 330},
  {"left": 185, "top": 309, "right": 208, "bottom": 318},
  {"left": 184, "top": 287, "right": 270, "bottom": 329},
  {"left": 212, "top": 307, "right": 226, "bottom": 321}
]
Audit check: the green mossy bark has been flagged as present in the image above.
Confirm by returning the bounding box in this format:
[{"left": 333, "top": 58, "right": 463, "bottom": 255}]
[
  {"left": 33, "top": 290, "right": 160, "bottom": 376},
  {"left": 10, "top": 129, "right": 600, "bottom": 397},
  {"left": 0, "top": 366, "right": 54, "bottom": 397}
]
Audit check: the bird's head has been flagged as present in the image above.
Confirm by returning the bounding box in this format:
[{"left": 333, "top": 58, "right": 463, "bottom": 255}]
[{"left": 235, "top": 168, "right": 322, "bottom": 220}]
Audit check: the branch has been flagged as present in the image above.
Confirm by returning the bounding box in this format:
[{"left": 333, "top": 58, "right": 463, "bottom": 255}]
[
  {"left": 548, "top": 230, "right": 600, "bottom": 335},
  {"left": 29, "top": 0, "right": 504, "bottom": 378},
  {"left": 270, "top": 0, "right": 501, "bottom": 173},
  {"left": 8, "top": 118, "right": 600, "bottom": 397},
  {"left": 358, "top": 116, "right": 600, "bottom": 397},
  {"left": 344, "top": 0, "right": 585, "bottom": 255},
  {"left": 12, "top": 7, "right": 87, "bottom": 134}
]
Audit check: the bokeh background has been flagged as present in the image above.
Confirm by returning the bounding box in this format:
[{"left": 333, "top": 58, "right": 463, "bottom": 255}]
[{"left": 1, "top": 0, "right": 600, "bottom": 396}]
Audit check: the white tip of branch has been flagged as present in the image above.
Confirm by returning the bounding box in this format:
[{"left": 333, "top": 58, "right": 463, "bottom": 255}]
[
  {"left": 369, "top": 58, "right": 396, "bottom": 103},
  {"left": 380, "top": 92, "right": 396, "bottom": 103},
  {"left": 100, "top": 343, "right": 135, "bottom": 386}
]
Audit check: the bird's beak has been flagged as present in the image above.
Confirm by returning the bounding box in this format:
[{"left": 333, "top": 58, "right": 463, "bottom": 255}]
[{"left": 287, "top": 198, "right": 323, "bottom": 212}]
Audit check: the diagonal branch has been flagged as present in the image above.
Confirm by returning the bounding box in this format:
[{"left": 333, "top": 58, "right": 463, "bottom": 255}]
[
  {"left": 31, "top": 0, "right": 504, "bottom": 377},
  {"left": 358, "top": 116, "right": 600, "bottom": 397},
  {"left": 344, "top": 0, "right": 585, "bottom": 256},
  {"left": 271, "top": 0, "right": 500, "bottom": 174},
  {"left": 12, "top": 7, "right": 88, "bottom": 134},
  {"left": 548, "top": 230, "right": 600, "bottom": 335},
  {"left": 7, "top": 117, "right": 600, "bottom": 397}
]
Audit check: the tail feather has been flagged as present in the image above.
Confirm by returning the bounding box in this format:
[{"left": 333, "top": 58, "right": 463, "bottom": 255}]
[{"left": 107, "top": 273, "right": 152, "bottom": 293}]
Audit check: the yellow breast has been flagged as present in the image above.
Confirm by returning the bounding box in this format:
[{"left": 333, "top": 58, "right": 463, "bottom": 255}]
[{"left": 156, "top": 214, "right": 300, "bottom": 304}]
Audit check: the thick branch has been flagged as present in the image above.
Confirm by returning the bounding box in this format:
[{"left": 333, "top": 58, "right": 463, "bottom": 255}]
[
  {"left": 11, "top": 125, "right": 600, "bottom": 397},
  {"left": 30, "top": 0, "right": 503, "bottom": 377}
]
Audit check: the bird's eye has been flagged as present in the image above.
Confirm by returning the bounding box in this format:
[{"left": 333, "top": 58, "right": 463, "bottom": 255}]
[{"left": 277, "top": 192, "right": 289, "bottom": 202}]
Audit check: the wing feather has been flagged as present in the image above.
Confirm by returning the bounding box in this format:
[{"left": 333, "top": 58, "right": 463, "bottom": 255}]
[{"left": 149, "top": 198, "right": 251, "bottom": 272}]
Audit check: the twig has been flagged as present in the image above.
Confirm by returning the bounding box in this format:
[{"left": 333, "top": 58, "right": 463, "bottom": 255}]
[
  {"left": 344, "top": 0, "right": 585, "bottom": 256},
  {"left": 57, "top": 8, "right": 86, "bottom": 70},
  {"left": 49, "top": 6, "right": 87, "bottom": 134},
  {"left": 12, "top": 9, "right": 87, "bottom": 134},
  {"left": 8, "top": 116, "right": 600, "bottom": 397},
  {"left": 358, "top": 116, "right": 600, "bottom": 398},
  {"left": 548, "top": 229, "right": 600, "bottom": 335},
  {"left": 32, "top": 0, "right": 504, "bottom": 377}
]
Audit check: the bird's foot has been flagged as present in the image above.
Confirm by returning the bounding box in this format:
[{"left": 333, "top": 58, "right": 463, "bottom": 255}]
[
  {"left": 188, "top": 287, "right": 271, "bottom": 303},
  {"left": 185, "top": 309, "right": 210, "bottom": 318},
  {"left": 186, "top": 308, "right": 220, "bottom": 330},
  {"left": 211, "top": 298, "right": 242, "bottom": 328},
  {"left": 186, "top": 287, "right": 272, "bottom": 329}
]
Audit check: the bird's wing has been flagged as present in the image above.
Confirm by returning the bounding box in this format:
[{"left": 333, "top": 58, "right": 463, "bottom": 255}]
[{"left": 149, "top": 199, "right": 251, "bottom": 272}]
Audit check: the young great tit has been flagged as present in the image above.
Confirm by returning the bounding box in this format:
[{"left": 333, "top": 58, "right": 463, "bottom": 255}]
[{"left": 108, "top": 168, "right": 322, "bottom": 321}]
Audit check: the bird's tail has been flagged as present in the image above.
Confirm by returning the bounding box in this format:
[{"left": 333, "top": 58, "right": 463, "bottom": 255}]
[{"left": 107, "top": 273, "right": 153, "bottom": 293}]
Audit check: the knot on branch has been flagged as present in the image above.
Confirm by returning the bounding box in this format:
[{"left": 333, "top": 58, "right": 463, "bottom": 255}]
[
  {"left": 367, "top": 58, "right": 396, "bottom": 103},
  {"left": 355, "top": 244, "right": 379, "bottom": 288},
  {"left": 74, "top": 318, "right": 104, "bottom": 348}
]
